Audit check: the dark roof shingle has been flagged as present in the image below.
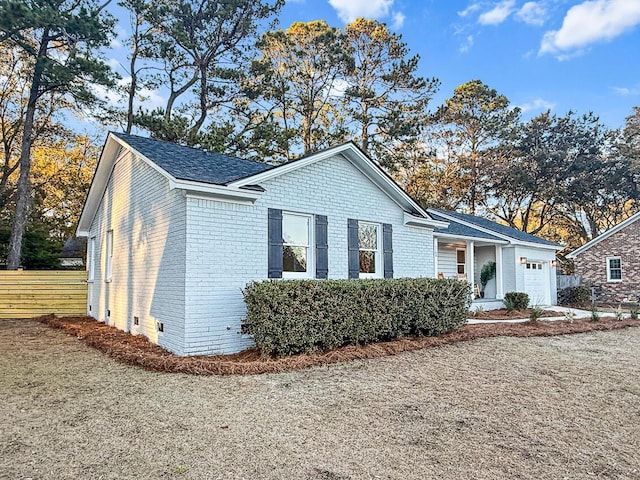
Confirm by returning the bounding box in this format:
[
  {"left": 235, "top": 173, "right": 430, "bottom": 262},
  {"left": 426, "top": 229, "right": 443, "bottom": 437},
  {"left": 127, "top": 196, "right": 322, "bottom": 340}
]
[
  {"left": 112, "top": 132, "right": 272, "bottom": 185},
  {"left": 430, "top": 212, "right": 503, "bottom": 241},
  {"left": 431, "top": 208, "right": 560, "bottom": 247}
]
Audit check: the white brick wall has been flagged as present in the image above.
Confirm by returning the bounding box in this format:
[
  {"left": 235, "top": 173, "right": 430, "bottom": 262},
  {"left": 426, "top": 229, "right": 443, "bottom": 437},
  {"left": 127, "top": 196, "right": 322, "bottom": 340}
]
[
  {"left": 183, "top": 153, "right": 434, "bottom": 355},
  {"left": 87, "top": 151, "right": 187, "bottom": 354}
]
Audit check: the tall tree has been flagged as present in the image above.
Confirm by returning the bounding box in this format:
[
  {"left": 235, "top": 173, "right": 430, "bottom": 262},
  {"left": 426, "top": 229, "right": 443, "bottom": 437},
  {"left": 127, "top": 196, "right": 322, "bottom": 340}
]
[
  {"left": 343, "top": 18, "right": 438, "bottom": 169},
  {"left": 251, "top": 20, "right": 353, "bottom": 160},
  {"left": 0, "top": 0, "right": 115, "bottom": 269},
  {"left": 434, "top": 80, "right": 520, "bottom": 214},
  {"left": 133, "top": 0, "right": 282, "bottom": 145},
  {"left": 619, "top": 106, "right": 640, "bottom": 168}
]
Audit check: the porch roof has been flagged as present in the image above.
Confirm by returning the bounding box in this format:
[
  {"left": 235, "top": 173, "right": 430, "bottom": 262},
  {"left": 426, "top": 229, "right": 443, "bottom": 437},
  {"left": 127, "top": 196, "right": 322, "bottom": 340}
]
[{"left": 430, "top": 212, "right": 503, "bottom": 242}]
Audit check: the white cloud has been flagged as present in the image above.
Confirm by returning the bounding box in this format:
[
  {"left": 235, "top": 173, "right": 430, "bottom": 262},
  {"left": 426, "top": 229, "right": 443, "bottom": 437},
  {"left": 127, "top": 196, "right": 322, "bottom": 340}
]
[
  {"left": 478, "top": 0, "right": 516, "bottom": 25},
  {"left": 107, "top": 58, "right": 121, "bottom": 70},
  {"left": 460, "top": 35, "right": 475, "bottom": 53},
  {"left": 540, "top": 0, "right": 640, "bottom": 56},
  {"left": 516, "top": 2, "right": 547, "bottom": 26},
  {"left": 519, "top": 98, "right": 556, "bottom": 113},
  {"left": 328, "top": 0, "right": 394, "bottom": 23},
  {"left": 391, "top": 11, "right": 405, "bottom": 29},
  {"left": 612, "top": 85, "right": 640, "bottom": 96},
  {"left": 92, "top": 77, "right": 166, "bottom": 111},
  {"left": 458, "top": 3, "right": 481, "bottom": 17}
]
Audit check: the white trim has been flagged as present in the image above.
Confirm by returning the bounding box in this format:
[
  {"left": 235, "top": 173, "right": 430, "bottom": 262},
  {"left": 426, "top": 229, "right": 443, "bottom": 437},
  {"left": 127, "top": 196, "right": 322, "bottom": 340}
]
[
  {"left": 568, "top": 211, "right": 640, "bottom": 259},
  {"left": 433, "top": 232, "right": 509, "bottom": 245},
  {"left": 105, "top": 230, "right": 113, "bottom": 282},
  {"left": 495, "top": 245, "right": 503, "bottom": 299},
  {"left": 358, "top": 221, "right": 383, "bottom": 279},
  {"left": 171, "top": 179, "right": 261, "bottom": 203},
  {"left": 606, "top": 256, "right": 622, "bottom": 282},
  {"left": 282, "top": 211, "right": 314, "bottom": 279},
  {"left": 88, "top": 236, "right": 96, "bottom": 282},
  {"left": 404, "top": 212, "right": 448, "bottom": 229},
  {"left": 428, "top": 209, "right": 562, "bottom": 251}
]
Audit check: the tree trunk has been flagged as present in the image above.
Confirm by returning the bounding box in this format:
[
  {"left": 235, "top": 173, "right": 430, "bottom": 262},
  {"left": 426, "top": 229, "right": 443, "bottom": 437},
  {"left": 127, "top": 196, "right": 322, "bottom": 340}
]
[{"left": 6, "top": 37, "right": 47, "bottom": 269}]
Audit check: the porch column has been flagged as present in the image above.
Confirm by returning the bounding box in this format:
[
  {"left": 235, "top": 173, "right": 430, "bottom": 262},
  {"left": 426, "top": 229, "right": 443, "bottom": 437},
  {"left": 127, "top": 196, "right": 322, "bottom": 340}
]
[
  {"left": 495, "top": 245, "right": 504, "bottom": 299},
  {"left": 433, "top": 237, "right": 439, "bottom": 277},
  {"left": 467, "top": 241, "right": 475, "bottom": 299}
]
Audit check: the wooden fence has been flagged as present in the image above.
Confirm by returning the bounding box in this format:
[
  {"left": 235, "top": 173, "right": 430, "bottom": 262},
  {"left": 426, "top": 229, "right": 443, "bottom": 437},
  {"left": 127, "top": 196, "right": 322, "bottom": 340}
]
[
  {"left": 0, "top": 270, "right": 87, "bottom": 319},
  {"left": 557, "top": 274, "right": 582, "bottom": 290}
]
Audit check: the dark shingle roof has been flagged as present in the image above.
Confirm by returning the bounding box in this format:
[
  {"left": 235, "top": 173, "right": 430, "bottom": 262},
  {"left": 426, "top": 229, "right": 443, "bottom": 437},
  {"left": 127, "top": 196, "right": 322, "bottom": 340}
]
[
  {"left": 430, "top": 212, "right": 503, "bottom": 241},
  {"left": 431, "top": 209, "right": 560, "bottom": 247},
  {"left": 112, "top": 132, "right": 273, "bottom": 185}
]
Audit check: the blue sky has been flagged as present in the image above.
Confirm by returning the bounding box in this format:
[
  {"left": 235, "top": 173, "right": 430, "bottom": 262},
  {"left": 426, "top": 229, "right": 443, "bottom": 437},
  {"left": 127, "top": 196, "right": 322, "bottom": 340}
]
[
  {"left": 272, "top": 0, "right": 640, "bottom": 128},
  {"left": 101, "top": 0, "right": 640, "bottom": 133}
]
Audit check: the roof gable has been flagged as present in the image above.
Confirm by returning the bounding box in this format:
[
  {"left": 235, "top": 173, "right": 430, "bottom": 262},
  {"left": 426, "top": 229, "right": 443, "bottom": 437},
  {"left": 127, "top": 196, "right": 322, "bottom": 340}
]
[
  {"left": 567, "top": 211, "right": 640, "bottom": 259},
  {"left": 77, "top": 134, "right": 446, "bottom": 236},
  {"left": 429, "top": 208, "right": 562, "bottom": 249}
]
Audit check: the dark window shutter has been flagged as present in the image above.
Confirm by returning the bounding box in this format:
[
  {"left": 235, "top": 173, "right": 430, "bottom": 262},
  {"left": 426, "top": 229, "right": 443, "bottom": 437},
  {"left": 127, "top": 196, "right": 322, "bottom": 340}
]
[
  {"left": 315, "top": 215, "right": 328, "bottom": 279},
  {"left": 347, "top": 218, "right": 359, "bottom": 279},
  {"left": 268, "top": 209, "right": 283, "bottom": 278},
  {"left": 383, "top": 223, "right": 393, "bottom": 279}
]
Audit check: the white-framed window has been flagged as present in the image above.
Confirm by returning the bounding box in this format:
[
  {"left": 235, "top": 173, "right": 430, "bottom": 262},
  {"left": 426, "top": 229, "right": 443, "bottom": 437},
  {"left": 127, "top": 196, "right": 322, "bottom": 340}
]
[
  {"left": 105, "top": 230, "right": 113, "bottom": 282},
  {"left": 526, "top": 262, "right": 543, "bottom": 270},
  {"left": 606, "top": 256, "right": 622, "bottom": 282},
  {"left": 456, "top": 249, "right": 466, "bottom": 275},
  {"left": 88, "top": 236, "right": 96, "bottom": 282},
  {"left": 358, "top": 222, "right": 382, "bottom": 278},
  {"left": 282, "top": 212, "right": 313, "bottom": 278}
]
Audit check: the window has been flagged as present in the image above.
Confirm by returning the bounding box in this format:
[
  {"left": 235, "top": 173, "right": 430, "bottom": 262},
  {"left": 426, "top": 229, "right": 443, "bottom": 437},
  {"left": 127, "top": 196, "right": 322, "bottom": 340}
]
[
  {"left": 359, "top": 222, "right": 381, "bottom": 278},
  {"left": 526, "top": 262, "right": 544, "bottom": 270},
  {"left": 456, "top": 249, "right": 466, "bottom": 275},
  {"left": 105, "top": 230, "right": 113, "bottom": 282},
  {"left": 282, "top": 212, "right": 312, "bottom": 278},
  {"left": 88, "top": 236, "right": 96, "bottom": 281},
  {"left": 607, "top": 257, "right": 622, "bottom": 282}
]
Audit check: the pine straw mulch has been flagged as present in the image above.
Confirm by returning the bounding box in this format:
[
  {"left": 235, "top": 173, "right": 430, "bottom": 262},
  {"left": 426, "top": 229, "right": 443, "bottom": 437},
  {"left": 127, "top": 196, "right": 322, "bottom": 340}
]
[
  {"left": 470, "top": 308, "right": 565, "bottom": 320},
  {"left": 37, "top": 314, "right": 639, "bottom": 376}
]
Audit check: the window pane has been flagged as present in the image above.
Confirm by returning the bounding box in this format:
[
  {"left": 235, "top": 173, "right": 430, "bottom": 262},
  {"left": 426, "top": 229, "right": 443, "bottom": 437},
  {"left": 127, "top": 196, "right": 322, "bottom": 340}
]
[
  {"left": 359, "top": 251, "right": 376, "bottom": 273},
  {"left": 610, "top": 269, "right": 621, "bottom": 280},
  {"left": 609, "top": 258, "right": 621, "bottom": 269},
  {"left": 282, "top": 214, "right": 309, "bottom": 246},
  {"left": 457, "top": 264, "right": 465, "bottom": 274},
  {"left": 358, "top": 223, "right": 377, "bottom": 250},
  {"left": 283, "top": 246, "right": 307, "bottom": 272},
  {"left": 457, "top": 250, "right": 465, "bottom": 263}
]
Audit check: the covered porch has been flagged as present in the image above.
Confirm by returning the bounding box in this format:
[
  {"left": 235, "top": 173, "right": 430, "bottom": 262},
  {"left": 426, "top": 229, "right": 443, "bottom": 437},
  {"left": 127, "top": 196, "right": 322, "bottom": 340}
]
[{"left": 433, "top": 236, "right": 509, "bottom": 305}]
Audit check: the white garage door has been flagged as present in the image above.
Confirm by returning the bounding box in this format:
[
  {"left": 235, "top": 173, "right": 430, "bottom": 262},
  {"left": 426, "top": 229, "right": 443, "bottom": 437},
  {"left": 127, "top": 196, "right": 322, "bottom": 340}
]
[{"left": 524, "top": 262, "right": 549, "bottom": 305}]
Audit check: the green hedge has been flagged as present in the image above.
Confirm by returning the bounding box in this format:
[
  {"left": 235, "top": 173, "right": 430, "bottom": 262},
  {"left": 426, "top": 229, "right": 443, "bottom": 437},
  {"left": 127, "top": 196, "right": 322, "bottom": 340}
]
[
  {"left": 503, "top": 291, "right": 530, "bottom": 310},
  {"left": 242, "top": 278, "right": 472, "bottom": 356},
  {"left": 558, "top": 285, "right": 591, "bottom": 307}
]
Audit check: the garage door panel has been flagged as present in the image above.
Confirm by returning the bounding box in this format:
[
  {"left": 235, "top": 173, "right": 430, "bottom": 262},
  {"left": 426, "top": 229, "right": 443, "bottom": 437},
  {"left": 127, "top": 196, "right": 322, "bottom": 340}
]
[{"left": 524, "top": 262, "right": 548, "bottom": 305}]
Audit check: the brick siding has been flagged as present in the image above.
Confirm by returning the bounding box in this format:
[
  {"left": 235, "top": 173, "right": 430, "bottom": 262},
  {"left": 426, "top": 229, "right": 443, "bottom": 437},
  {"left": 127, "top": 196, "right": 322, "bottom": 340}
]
[{"left": 573, "top": 219, "right": 640, "bottom": 303}]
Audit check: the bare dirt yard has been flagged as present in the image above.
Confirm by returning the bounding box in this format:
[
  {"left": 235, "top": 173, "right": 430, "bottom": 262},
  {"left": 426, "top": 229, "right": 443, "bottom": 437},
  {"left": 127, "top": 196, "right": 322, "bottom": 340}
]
[{"left": 1, "top": 318, "right": 639, "bottom": 480}]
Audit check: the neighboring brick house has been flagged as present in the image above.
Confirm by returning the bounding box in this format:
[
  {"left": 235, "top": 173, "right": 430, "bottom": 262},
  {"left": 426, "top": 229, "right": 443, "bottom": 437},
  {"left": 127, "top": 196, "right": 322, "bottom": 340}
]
[
  {"left": 77, "top": 133, "right": 560, "bottom": 356},
  {"left": 567, "top": 212, "right": 640, "bottom": 303}
]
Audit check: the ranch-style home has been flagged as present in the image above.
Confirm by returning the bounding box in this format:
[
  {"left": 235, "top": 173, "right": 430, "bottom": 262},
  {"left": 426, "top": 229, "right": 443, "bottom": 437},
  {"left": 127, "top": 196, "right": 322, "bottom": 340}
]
[
  {"left": 77, "top": 133, "right": 561, "bottom": 355},
  {"left": 567, "top": 211, "right": 640, "bottom": 303}
]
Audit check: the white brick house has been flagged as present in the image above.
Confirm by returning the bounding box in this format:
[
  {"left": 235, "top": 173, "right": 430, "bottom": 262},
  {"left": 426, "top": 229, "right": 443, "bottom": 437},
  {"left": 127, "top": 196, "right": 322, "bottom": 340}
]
[{"left": 77, "top": 133, "right": 561, "bottom": 355}]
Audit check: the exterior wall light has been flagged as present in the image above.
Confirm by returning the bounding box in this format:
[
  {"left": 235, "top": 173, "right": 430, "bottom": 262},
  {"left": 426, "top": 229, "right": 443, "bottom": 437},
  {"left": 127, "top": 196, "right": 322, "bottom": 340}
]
[
  {"left": 551, "top": 260, "right": 557, "bottom": 268},
  {"left": 520, "top": 257, "right": 527, "bottom": 265}
]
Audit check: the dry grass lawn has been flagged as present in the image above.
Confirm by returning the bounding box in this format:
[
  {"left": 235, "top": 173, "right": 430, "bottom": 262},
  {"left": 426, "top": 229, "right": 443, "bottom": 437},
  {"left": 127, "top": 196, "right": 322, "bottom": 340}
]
[{"left": 1, "top": 318, "right": 639, "bottom": 479}]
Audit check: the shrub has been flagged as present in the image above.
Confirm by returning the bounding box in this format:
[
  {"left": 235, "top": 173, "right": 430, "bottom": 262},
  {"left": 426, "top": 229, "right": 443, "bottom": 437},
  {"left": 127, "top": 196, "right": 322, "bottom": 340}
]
[
  {"left": 242, "top": 278, "right": 472, "bottom": 356},
  {"left": 558, "top": 285, "right": 591, "bottom": 307},
  {"left": 503, "top": 292, "right": 529, "bottom": 311},
  {"left": 590, "top": 306, "right": 600, "bottom": 322},
  {"left": 563, "top": 310, "right": 576, "bottom": 323},
  {"left": 630, "top": 304, "right": 639, "bottom": 320},
  {"left": 529, "top": 306, "right": 544, "bottom": 322},
  {"left": 614, "top": 305, "right": 624, "bottom": 321}
]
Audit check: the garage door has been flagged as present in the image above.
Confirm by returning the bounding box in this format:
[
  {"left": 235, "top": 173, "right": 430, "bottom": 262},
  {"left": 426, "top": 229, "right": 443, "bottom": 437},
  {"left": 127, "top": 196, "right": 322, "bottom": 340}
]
[{"left": 524, "top": 262, "right": 549, "bottom": 305}]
